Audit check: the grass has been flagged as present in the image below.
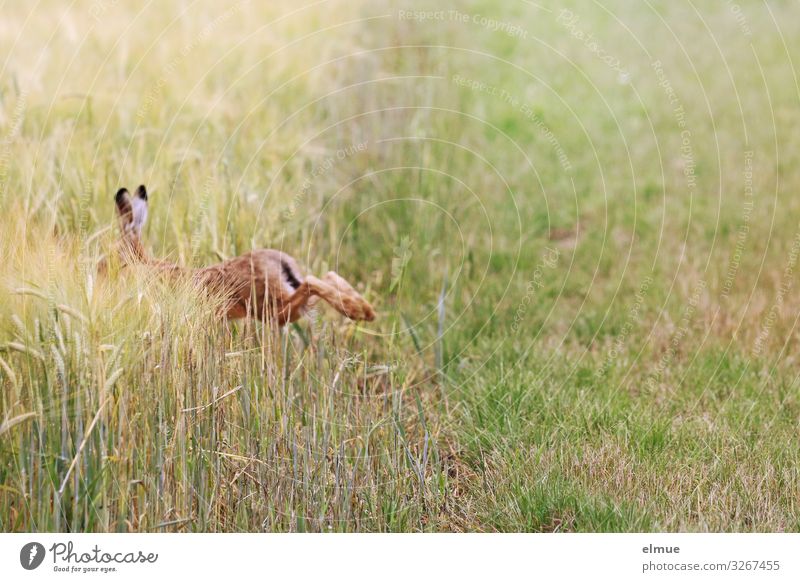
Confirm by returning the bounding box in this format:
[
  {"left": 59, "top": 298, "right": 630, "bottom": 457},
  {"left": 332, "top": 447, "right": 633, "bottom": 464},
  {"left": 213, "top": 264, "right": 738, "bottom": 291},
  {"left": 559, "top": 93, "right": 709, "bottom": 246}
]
[{"left": 1, "top": 0, "right": 800, "bottom": 531}]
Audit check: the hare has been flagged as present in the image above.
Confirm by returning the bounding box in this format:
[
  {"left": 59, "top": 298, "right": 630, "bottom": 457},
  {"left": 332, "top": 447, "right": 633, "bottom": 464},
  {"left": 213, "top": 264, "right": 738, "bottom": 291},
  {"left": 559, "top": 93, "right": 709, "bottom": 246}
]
[{"left": 112, "top": 185, "right": 376, "bottom": 326}]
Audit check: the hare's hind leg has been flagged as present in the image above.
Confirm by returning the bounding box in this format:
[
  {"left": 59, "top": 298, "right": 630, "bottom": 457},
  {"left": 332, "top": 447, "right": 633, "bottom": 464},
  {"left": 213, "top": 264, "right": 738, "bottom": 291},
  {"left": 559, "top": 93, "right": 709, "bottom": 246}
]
[
  {"left": 319, "top": 271, "right": 375, "bottom": 321},
  {"left": 272, "top": 276, "right": 333, "bottom": 325},
  {"left": 273, "top": 280, "right": 315, "bottom": 325},
  {"left": 275, "top": 274, "right": 375, "bottom": 324}
]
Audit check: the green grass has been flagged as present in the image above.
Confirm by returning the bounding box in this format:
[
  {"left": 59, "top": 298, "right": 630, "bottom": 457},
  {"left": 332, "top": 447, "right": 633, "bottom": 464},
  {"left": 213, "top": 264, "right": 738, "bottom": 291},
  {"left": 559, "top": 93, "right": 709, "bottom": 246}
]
[{"left": 2, "top": 0, "right": 800, "bottom": 531}]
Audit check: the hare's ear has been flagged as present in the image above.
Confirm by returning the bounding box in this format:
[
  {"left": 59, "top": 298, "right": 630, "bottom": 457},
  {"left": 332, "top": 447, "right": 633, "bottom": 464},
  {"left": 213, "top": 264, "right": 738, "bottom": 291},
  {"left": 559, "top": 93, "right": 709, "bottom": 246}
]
[
  {"left": 131, "top": 185, "right": 148, "bottom": 236},
  {"left": 115, "top": 187, "right": 134, "bottom": 232},
  {"left": 115, "top": 185, "right": 148, "bottom": 237}
]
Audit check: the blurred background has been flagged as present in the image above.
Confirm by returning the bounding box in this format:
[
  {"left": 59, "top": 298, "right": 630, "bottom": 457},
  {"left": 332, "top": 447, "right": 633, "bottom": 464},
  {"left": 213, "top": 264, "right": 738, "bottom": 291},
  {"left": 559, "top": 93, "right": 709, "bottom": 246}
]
[{"left": 1, "top": 1, "right": 799, "bottom": 532}]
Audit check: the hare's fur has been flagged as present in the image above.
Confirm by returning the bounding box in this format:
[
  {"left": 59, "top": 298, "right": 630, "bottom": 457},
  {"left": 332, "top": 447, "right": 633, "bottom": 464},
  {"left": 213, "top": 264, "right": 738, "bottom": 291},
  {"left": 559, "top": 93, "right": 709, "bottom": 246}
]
[{"left": 112, "top": 185, "right": 375, "bottom": 325}]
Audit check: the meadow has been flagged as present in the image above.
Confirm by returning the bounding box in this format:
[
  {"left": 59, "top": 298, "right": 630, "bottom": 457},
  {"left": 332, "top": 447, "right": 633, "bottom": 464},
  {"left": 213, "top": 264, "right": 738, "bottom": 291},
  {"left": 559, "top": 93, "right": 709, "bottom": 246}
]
[{"left": 1, "top": 0, "right": 799, "bottom": 532}]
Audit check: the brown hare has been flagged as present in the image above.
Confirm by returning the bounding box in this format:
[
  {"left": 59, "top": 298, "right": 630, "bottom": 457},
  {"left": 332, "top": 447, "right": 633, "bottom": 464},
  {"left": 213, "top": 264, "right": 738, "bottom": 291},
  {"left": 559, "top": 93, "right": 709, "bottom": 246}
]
[{"left": 112, "top": 185, "right": 375, "bottom": 326}]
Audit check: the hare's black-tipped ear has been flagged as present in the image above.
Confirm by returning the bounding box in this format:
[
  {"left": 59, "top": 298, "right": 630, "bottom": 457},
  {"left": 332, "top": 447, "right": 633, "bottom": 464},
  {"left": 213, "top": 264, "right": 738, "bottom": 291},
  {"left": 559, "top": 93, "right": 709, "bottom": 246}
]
[
  {"left": 115, "top": 187, "right": 132, "bottom": 218},
  {"left": 114, "top": 187, "right": 147, "bottom": 237},
  {"left": 129, "top": 185, "right": 148, "bottom": 236}
]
